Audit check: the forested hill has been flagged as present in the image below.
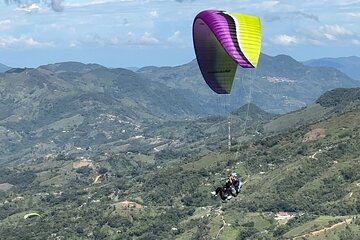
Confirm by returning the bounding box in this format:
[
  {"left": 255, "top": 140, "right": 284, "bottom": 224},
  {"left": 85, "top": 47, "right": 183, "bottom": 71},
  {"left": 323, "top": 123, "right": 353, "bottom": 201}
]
[
  {"left": 138, "top": 53, "right": 360, "bottom": 113},
  {"left": 1, "top": 56, "right": 359, "bottom": 164},
  {"left": 316, "top": 87, "right": 360, "bottom": 107},
  {"left": 0, "top": 88, "right": 359, "bottom": 239},
  {"left": 263, "top": 87, "right": 360, "bottom": 134},
  {"left": 0, "top": 63, "right": 203, "bottom": 164}
]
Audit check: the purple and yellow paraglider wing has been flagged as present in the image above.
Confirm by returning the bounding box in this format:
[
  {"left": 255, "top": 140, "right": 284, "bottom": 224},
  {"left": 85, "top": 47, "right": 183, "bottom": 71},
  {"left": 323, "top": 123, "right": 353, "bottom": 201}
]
[{"left": 193, "top": 10, "right": 261, "bottom": 94}]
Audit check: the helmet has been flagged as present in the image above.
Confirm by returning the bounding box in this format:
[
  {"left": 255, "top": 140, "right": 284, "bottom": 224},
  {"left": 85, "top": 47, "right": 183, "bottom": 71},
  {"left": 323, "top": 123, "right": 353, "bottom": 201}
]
[{"left": 231, "top": 173, "right": 238, "bottom": 177}]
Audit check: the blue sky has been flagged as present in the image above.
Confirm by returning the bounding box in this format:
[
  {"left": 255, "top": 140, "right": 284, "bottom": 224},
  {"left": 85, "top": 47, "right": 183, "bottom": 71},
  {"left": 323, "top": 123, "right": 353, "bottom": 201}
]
[{"left": 0, "top": 0, "right": 359, "bottom": 68}]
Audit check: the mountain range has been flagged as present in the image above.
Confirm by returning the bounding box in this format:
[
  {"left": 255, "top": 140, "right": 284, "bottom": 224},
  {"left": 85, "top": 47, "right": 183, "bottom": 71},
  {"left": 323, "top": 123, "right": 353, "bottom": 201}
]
[
  {"left": 138, "top": 53, "right": 359, "bottom": 113},
  {"left": 304, "top": 56, "right": 360, "bottom": 80},
  {"left": 0, "top": 54, "right": 359, "bottom": 164}
]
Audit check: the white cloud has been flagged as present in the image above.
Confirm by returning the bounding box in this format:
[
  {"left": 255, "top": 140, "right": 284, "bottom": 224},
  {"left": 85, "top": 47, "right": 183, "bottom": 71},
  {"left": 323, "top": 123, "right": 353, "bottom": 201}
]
[
  {"left": 64, "top": 0, "right": 117, "bottom": 8},
  {"left": 352, "top": 39, "right": 360, "bottom": 45},
  {"left": 24, "top": 37, "right": 41, "bottom": 46},
  {"left": 15, "top": 3, "right": 41, "bottom": 13},
  {"left": 167, "top": 30, "right": 188, "bottom": 47},
  {"left": 252, "top": 1, "right": 279, "bottom": 9},
  {"left": 7, "top": 1, "right": 63, "bottom": 12},
  {"left": 125, "top": 31, "right": 160, "bottom": 46},
  {"left": 336, "top": 0, "right": 360, "bottom": 6},
  {"left": 303, "top": 24, "right": 353, "bottom": 42},
  {"left": 63, "top": 0, "right": 137, "bottom": 8},
  {"left": 0, "top": 35, "right": 52, "bottom": 48},
  {"left": 322, "top": 25, "right": 352, "bottom": 35},
  {"left": 69, "top": 41, "right": 78, "bottom": 47},
  {"left": 273, "top": 34, "right": 298, "bottom": 45},
  {"left": 139, "top": 32, "right": 160, "bottom": 45},
  {"left": 347, "top": 12, "right": 360, "bottom": 17},
  {"left": 149, "top": 10, "right": 159, "bottom": 18},
  {"left": 109, "top": 36, "right": 121, "bottom": 45},
  {"left": 82, "top": 33, "right": 123, "bottom": 46},
  {"left": 167, "top": 31, "right": 181, "bottom": 43},
  {"left": 319, "top": 25, "right": 353, "bottom": 40}
]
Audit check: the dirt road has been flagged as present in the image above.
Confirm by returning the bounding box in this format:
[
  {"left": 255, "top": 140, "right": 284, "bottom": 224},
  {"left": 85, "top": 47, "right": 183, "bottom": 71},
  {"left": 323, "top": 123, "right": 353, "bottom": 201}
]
[{"left": 292, "top": 218, "right": 352, "bottom": 240}]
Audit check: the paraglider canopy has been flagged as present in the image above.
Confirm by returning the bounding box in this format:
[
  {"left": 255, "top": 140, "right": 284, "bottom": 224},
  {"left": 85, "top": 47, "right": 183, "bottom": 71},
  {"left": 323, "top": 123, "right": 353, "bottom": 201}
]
[
  {"left": 24, "top": 212, "right": 41, "bottom": 219},
  {"left": 93, "top": 175, "right": 101, "bottom": 184},
  {"left": 193, "top": 10, "right": 262, "bottom": 94}
]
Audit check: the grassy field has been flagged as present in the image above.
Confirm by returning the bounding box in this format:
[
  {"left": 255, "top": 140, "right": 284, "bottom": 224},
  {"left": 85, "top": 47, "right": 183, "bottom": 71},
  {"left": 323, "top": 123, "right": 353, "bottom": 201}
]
[
  {"left": 264, "top": 104, "right": 329, "bottom": 133},
  {"left": 304, "top": 223, "right": 360, "bottom": 240},
  {"left": 284, "top": 215, "right": 354, "bottom": 238},
  {"left": 182, "top": 152, "right": 228, "bottom": 171}
]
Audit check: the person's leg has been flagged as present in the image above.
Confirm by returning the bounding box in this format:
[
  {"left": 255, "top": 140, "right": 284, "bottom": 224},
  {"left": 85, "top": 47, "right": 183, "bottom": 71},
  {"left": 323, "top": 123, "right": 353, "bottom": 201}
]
[
  {"left": 234, "top": 181, "right": 240, "bottom": 194},
  {"left": 230, "top": 186, "right": 237, "bottom": 196},
  {"left": 212, "top": 187, "right": 221, "bottom": 196}
]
